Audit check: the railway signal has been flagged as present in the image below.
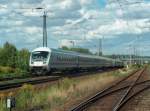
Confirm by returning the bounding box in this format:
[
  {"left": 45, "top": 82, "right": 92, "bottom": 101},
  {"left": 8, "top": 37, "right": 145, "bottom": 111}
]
[{"left": 6, "top": 97, "right": 16, "bottom": 111}]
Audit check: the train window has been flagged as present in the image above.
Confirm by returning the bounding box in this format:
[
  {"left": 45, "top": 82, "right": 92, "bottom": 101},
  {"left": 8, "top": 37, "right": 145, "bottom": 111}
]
[
  {"left": 62, "top": 55, "right": 64, "bottom": 61},
  {"left": 60, "top": 54, "right": 61, "bottom": 60},
  {"left": 60, "top": 55, "right": 61, "bottom": 61},
  {"left": 66, "top": 55, "right": 67, "bottom": 62},
  {"left": 64, "top": 55, "right": 66, "bottom": 61},
  {"left": 58, "top": 55, "right": 60, "bottom": 61},
  {"left": 66, "top": 55, "right": 67, "bottom": 61},
  {"left": 59, "top": 55, "right": 61, "bottom": 61},
  {"left": 61, "top": 55, "right": 63, "bottom": 61},
  {"left": 57, "top": 55, "right": 59, "bottom": 60}
]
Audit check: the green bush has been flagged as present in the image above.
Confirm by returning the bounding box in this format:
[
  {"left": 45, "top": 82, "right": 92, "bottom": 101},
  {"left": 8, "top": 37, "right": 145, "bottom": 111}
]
[{"left": 0, "top": 42, "right": 30, "bottom": 76}]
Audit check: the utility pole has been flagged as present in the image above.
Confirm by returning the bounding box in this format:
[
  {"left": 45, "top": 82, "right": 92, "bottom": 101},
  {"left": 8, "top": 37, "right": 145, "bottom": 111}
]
[
  {"left": 14, "top": 7, "right": 49, "bottom": 47},
  {"left": 129, "top": 44, "right": 132, "bottom": 66},
  {"left": 43, "top": 11, "right": 47, "bottom": 47},
  {"left": 137, "top": 36, "right": 142, "bottom": 65},
  {"left": 70, "top": 40, "right": 75, "bottom": 48},
  {"left": 133, "top": 45, "right": 136, "bottom": 64},
  {"left": 83, "top": 29, "right": 86, "bottom": 40},
  {"left": 98, "top": 38, "right": 102, "bottom": 56},
  {"left": 36, "top": 7, "right": 48, "bottom": 47}
]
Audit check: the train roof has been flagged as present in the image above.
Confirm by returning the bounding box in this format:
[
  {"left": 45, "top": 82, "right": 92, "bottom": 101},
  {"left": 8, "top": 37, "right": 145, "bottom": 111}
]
[
  {"left": 51, "top": 48, "right": 122, "bottom": 62},
  {"left": 32, "top": 47, "right": 122, "bottom": 62},
  {"left": 52, "top": 48, "right": 122, "bottom": 62},
  {"left": 32, "top": 47, "right": 51, "bottom": 52}
]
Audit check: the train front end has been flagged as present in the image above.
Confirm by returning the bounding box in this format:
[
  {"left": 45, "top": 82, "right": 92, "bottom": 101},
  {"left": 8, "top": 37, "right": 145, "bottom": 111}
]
[{"left": 29, "top": 47, "right": 51, "bottom": 75}]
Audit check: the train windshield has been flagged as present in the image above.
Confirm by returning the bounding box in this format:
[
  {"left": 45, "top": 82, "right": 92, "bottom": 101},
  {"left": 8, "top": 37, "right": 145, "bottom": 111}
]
[{"left": 32, "top": 51, "right": 49, "bottom": 61}]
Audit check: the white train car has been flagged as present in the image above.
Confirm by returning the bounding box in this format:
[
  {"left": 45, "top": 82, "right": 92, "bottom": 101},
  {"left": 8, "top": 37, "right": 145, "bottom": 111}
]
[{"left": 29, "top": 47, "right": 123, "bottom": 75}]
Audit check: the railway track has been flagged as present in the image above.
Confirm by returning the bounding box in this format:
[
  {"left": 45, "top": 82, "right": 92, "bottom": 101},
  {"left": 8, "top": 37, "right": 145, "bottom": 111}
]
[
  {"left": 0, "top": 68, "right": 119, "bottom": 91},
  {"left": 70, "top": 67, "right": 150, "bottom": 111},
  {"left": 0, "top": 76, "right": 60, "bottom": 91},
  {"left": 0, "top": 68, "right": 117, "bottom": 82}
]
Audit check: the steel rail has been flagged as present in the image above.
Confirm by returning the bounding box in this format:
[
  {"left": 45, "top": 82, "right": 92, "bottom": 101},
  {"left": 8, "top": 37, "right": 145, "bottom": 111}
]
[
  {"left": 0, "top": 67, "right": 119, "bottom": 82},
  {"left": 98, "top": 80, "right": 150, "bottom": 99},
  {"left": 113, "top": 67, "right": 147, "bottom": 111},
  {"left": 0, "top": 68, "right": 121, "bottom": 91},
  {"left": 70, "top": 69, "right": 141, "bottom": 111},
  {"left": 70, "top": 80, "right": 150, "bottom": 111},
  {"left": 116, "top": 85, "right": 150, "bottom": 111},
  {"left": 0, "top": 76, "right": 60, "bottom": 90}
]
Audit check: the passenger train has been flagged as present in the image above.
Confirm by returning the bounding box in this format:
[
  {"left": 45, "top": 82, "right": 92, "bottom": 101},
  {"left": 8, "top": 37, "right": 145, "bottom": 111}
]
[{"left": 29, "top": 47, "right": 124, "bottom": 75}]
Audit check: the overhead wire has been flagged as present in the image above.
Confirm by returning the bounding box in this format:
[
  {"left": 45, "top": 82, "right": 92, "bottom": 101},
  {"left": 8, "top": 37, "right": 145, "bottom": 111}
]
[{"left": 114, "top": 0, "right": 148, "bottom": 63}]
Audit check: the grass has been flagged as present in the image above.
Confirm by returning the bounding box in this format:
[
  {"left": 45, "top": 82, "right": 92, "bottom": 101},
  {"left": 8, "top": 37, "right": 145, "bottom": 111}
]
[{"left": 0, "top": 67, "right": 134, "bottom": 111}]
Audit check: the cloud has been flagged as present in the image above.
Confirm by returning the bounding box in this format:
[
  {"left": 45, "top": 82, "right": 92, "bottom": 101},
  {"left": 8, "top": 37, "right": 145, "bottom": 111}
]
[
  {"left": 24, "top": 26, "right": 41, "bottom": 34},
  {"left": 87, "top": 18, "right": 149, "bottom": 38},
  {"left": 0, "top": 0, "right": 150, "bottom": 55},
  {"left": 59, "top": 39, "right": 75, "bottom": 48}
]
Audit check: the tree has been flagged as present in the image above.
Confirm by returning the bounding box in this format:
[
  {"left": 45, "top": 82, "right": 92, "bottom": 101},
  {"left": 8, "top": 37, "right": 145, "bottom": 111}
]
[
  {"left": 70, "top": 47, "right": 91, "bottom": 54},
  {"left": 0, "top": 42, "right": 30, "bottom": 73},
  {"left": 0, "top": 42, "right": 17, "bottom": 68},
  {"left": 61, "top": 46, "right": 69, "bottom": 50},
  {"left": 60, "top": 46, "right": 92, "bottom": 54},
  {"left": 16, "top": 48, "right": 30, "bottom": 71},
  {"left": 0, "top": 47, "right": 3, "bottom": 66}
]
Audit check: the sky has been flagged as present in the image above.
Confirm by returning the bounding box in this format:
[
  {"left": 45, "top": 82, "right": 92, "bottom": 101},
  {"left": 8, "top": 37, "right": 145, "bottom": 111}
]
[{"left": 0, "top": 0, "right": 150, "bottom": 55}]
